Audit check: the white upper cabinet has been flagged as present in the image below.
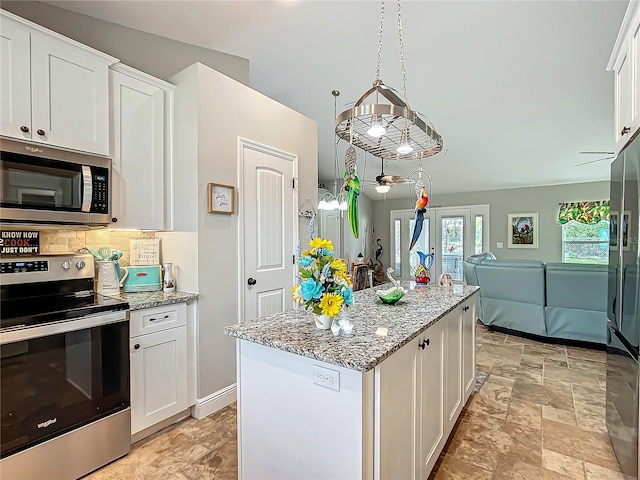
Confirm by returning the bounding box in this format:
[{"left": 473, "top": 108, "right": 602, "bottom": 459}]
[
  {"left": 609, "top": 2, "right": 640, "bottom": 152},
  {"left": 0, "top": 18, "right": 31, "bottom": 140},
  {"left": 0, "top": 11, "right": 116, "bottom": 155},
  {"left": 110, "top": 65, "right": 173, "bottom": 230}
]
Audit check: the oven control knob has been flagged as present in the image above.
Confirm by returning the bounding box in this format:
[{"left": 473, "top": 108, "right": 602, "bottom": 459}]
[
  {"left": 76, "top": 261, "right": 86, "bottom": 270},
  {"left": 62, "top": 261, "right": 72, "bottom": 270}
]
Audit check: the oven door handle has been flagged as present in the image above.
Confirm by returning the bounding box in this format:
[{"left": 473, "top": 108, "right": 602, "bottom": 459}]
[
  {"left": 81, "top": 165, "right": 93, "bottom": 213},
  {"left": 0, "top": 310, "right": 128, "bottom": 344}
]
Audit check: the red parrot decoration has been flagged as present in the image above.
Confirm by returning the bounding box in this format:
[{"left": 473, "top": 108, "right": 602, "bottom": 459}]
[{"left": 409, "top": 189, "right": 429, "bottom": 251}]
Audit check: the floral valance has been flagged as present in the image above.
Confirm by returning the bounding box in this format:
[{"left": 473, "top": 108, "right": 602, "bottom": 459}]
[{"left": 558, "top": 201, "right": 610, "bottom": 225}]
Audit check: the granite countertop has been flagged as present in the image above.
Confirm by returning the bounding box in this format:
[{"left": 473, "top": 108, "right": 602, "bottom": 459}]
[
  {"left": 225, "top": 283, "right": 478, "bottom": 372},
  {"left": 111, "top": 290, "right": 199, "bottom": 310}
]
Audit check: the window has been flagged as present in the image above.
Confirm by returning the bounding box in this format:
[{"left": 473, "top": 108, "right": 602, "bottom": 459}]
[
  {"left": 561, "top": 220, "right": 609, "bottom": 265},
  {"left": 474, "top": 215, "right": 483, "bottom": 254}
]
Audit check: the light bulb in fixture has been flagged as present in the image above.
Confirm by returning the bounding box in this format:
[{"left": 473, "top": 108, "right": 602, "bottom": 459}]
[
  {"left": 329, "top": 199, "right": 340, "bottom": 210},
  {"left": 396, "top": 126, "right": 414, "bottom": 155},
  {"left": 375, "top": 183, "right": 391, "bottom": 194},
  {"left": 367, "top": 115, "right": 387, "bottom": 138},
  {"left": 396, "top": 143, "right": 414, "bottom": 155},
  {"left": 318, "top": 199, "right": 329, "bottom": 210},
  {"left": 339, "top": 199, "right": 348, "bottom": 210}
]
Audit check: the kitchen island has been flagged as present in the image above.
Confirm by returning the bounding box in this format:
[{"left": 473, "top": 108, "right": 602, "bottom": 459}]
[{"left": 225, "top": 283, "right": 478, "bottom": 480}]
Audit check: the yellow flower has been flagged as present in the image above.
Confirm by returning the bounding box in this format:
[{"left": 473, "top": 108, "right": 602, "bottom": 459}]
[
  {"left": 292, "top": 285, "right": 303, "bottom": 303},
  {"left": 330, "top": 259, "right": 347, "bottom": 273},
  {"left": 335, "top": 270, "right": 352, "bottom": 286},
  {"left": 309, "top": 238, "right": 333, "bottom": 252},
  {"left": 319, "top": 292, "right": 343, "bottom": 317},
  {"left": 301, "top": 250, "right": 311, "bottom": 257}
]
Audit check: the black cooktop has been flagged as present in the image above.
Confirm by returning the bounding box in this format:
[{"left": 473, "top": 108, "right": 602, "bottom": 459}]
[{"left": 1, "top": 279, "right": 128, "bottom": 331}]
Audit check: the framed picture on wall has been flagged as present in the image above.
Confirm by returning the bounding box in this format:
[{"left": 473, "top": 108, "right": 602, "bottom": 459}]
[
  {"left": 507, "top": 212, "right": 539, "bottom": 249},
  {"left": 208, "top": 183, "right": 235, "bottom": 214}
]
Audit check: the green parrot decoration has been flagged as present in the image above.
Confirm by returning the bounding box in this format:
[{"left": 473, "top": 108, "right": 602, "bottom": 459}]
[{"left": 343, "top": 146, "right": 360, "bottom": 239}]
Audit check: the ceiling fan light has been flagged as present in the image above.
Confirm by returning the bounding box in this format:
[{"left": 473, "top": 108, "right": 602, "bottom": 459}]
[{"left": 375, "top": 184, "right": 391, "bottom": 194}]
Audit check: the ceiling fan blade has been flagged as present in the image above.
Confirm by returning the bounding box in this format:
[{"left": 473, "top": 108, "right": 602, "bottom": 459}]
[{"left": 573, "top": 156, "right": 616, "bottom": 167}]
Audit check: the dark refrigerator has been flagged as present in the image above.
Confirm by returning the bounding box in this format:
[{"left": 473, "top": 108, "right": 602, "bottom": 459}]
[{"left": 607, "top": 131, "right": 640, "bottom": 479}]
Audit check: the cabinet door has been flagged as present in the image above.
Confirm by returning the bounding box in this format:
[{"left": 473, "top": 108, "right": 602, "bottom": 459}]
[
  {"left": 444, "top": 307, "right": 463, "bottom": 433},
  {"left": 632, "top": 8, "right": 640, "bottom": 134},
  {"left": 462, "top": 300, "right": 476, "bottom": 401},
  {"left": 110, "top": 70, "right": 165, "bottom": 229},
  {"left": 130, "top": 326, "right": 188, "bottom": 434},
  {"left": 0, "top": 17, "right": 31, "bottom": 140},
  {"left": 375, "top": 336, "right": 420, "bottom": 479},
  {"left": 614, "top": 38, "right": 633, "bottom": 151},
  {"left": 30, "top": 34, "right": 110, "bottom": 155},
  {"left": 419, "top": 319, "right": 445, "bottom": 478}
]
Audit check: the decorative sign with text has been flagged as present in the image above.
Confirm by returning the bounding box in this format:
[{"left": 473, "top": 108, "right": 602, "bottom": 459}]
[
  {"left": 0, "top": 230, "right": 40, "bottom": 255},
  {"left": 130, "top": 238, "right": 160, "bottom": 265}
]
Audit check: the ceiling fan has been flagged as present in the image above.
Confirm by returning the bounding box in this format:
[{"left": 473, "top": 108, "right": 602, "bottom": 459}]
[
  {"left": 574, "top": 151, "right": 616, "bottom": 167},
  {"left": 363, "top": 158, "right": 415, "bottom": 193}
]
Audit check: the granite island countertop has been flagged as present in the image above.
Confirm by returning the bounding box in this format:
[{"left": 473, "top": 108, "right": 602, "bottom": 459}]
[
  {"left": 110, "top": 290, "right": 198, "bottom": 310},
  {"left": 225, "top": 283, "right": 478, "bottom": 372}
]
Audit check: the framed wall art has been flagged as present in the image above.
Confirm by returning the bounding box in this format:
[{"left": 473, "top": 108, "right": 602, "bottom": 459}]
[
  {"left": 508, "top": 212, "right": 539, "bottom": 249},
  {"left": 208, "top": 183, "right": 235, "bottom": 214}
]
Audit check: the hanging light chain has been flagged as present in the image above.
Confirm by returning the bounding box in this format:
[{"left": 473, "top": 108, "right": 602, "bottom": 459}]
[
  {"left": 333, "top": 90, "right": 340, "bottom": 196},
  {"left": 375, "top": 0, "right": 385, "bottom": 82},
  {"left": 397, "top": 0, "right": 408, "bottom": 101}
]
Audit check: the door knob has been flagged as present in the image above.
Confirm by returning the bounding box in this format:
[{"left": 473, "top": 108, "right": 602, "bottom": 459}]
[
  {"left": 621, "top": 126, "right": 631, "bottom": 136},
  {"left": 134, "top": 344, "right": 140, "bottom": 350},
  {"left": 36, "top": 129, "right": 46, "bottom": 136},
  {"left": 20, "top": 125, "right": 29, "bottom": 133},
  {"left": 248, "top": 277, "right": 257, "bottom": 286},
  {"left": 419, "top": 338, "right": 430, "bottom": 350}
]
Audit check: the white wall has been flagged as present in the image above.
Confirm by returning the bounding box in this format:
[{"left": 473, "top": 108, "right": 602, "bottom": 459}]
[
  {"left": 167, "top": 63, "right": 318, "bottom": 399},
  {"left": 342, "top": 194, "right": 375, "bottom": 267},
  {"left": 1, "top": 1, "right": 249, "bottom": 85},
  {"left": 373, "top": 180, "right": 610, "bottom": 269}
]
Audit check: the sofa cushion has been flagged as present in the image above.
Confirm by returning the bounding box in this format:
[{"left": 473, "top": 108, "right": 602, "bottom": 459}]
[
  {"left": 476, "top": 260, "right": 545, "bottom": 304},
  {"left": 545, "top": 263, "right": 607, "bottom": 312}
]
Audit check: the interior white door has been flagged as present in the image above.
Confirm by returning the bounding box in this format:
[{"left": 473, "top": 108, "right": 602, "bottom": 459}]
[
  {"left": 242, "top": 142, "right": 296, "bottom": 321},
  {"left": 435, "top": 209, "right": 471, "bottom": 282},
  {"left": 319, "top": 209, "right": 342, "bottom": 258}
]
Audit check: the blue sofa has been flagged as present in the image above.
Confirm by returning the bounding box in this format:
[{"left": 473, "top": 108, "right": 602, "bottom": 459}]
[{"left": 464, "top": 256, "right": 608, "bottom": 344}]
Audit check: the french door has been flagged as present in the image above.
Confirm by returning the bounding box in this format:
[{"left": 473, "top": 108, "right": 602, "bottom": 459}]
[{"left": 391, "top": 206, "right": 489, "bottom": 282}]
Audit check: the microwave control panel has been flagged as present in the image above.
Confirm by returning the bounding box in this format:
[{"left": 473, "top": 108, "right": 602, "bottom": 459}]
[
  {"left": 90, "top": 167, "right": 109, "bottom": 213},
  {"left": 0, "top": 260, "right": 48, "bottom": 274}
]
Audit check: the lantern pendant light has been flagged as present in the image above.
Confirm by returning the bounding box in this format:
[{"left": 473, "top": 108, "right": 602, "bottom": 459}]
[{"left": 335, "top": 0, "right": 443, "bottom": 160}]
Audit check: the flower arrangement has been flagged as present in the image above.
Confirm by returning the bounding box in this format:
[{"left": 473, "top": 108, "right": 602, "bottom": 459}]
[{"left": 292, "top": 238, "right": 354, "bottom": 317}]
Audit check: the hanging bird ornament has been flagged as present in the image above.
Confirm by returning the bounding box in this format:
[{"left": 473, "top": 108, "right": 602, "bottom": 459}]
[
  {"left": 343, "top": 145, "right": 360, "bottom": 239},
  {"left": 409, "top": 188, "right": 429, "bottom": 250}
]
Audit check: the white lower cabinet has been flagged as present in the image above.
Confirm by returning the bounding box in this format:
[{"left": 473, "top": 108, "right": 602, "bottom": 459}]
[
  {"left": 462, "top": 302, "right": 477, "bottom": 399},
  {"left": 130, "top": 303, "right": 188, "bottom": 435},
  {"left": 376, "top": 297, "right": 475, "bottom": 479}
]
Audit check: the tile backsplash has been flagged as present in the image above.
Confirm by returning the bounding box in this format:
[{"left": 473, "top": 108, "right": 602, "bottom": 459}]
[{"left": 39, "top": 229, "right": 156, "bottom": 266}]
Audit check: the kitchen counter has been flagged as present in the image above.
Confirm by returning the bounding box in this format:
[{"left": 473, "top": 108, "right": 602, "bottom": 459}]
[
  {"left": 225, "top": 283, "right": 478, "bottom": 372},
  {"left": 112, "top": 290, "right": 198, "bottom": 310}
]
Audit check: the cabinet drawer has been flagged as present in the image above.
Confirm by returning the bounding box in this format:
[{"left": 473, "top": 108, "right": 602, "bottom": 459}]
[{"left": 130, "top": 302, "right": 186, "bottom": 337}]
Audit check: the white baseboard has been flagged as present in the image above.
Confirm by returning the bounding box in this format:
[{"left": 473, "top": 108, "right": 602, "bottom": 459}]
[{"left": 191, "top": 383, "right": 237, "bottom": 419}]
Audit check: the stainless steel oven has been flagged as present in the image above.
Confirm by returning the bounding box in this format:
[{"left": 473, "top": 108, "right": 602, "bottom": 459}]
[
  {"left": 0, "top": 138, "right": 112, "bottom": 225},
  {"left": 0, "top": 254, "right": 130, "bottom": 479}
]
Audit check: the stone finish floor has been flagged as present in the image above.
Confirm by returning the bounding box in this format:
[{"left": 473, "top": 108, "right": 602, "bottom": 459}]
[{"left": 87, "top": 324, "right": 628, "bottom": 479}]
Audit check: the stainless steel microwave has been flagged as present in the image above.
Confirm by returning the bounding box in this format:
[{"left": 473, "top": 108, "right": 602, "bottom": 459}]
[{"left": 0, "top": 139, "right": 112, "bottom": 225}]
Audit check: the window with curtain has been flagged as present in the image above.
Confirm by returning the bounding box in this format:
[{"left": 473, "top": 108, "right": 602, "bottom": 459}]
[{"left": 558, "top": 201, "right": 610, "bottom": 265}]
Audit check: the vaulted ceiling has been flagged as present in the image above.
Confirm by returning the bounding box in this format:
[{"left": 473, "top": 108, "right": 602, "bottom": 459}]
[{"left": 45, "top": 0, "right": 628, "bottom": 198}]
